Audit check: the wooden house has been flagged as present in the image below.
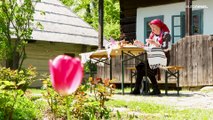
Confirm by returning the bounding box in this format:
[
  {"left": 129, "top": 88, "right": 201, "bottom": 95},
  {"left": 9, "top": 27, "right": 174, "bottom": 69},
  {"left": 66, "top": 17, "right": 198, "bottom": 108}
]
[
  {"left": 22, "top": 0, "right": 108, "bottom": 87},
  {"left": 97, "top": 0, "right": 213, "bottom": 88}
]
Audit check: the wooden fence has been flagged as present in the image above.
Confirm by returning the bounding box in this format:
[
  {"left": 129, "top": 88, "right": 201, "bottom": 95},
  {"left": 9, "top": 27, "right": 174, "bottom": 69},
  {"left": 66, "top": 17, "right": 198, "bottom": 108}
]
[
  {"left": 170, "top": 35, "right": 213, "bottom": 87},
  {"left": 97, "top": 35, "right": 213, "bottom": 87}
]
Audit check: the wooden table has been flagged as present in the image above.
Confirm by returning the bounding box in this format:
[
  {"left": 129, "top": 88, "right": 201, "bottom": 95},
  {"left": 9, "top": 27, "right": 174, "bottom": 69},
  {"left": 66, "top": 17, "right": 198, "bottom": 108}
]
[{"left": 81, "top": 46, "right": 146, "bottom": 94}]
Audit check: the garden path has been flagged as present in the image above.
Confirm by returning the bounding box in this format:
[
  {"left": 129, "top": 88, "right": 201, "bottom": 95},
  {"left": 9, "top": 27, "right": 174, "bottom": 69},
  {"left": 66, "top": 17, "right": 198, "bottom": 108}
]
[{"left": 112, "top": 86, "right": 213, "bottom": 109}]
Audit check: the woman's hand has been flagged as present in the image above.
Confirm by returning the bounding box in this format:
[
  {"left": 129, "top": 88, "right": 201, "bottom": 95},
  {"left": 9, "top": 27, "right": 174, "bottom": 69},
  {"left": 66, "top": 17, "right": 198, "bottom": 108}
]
[
  {"left": 133, "top": 40, "right": 144, "bottom": 47},
  {"left": 146, "top": 39, "right": 161, "bottom": 47},
  {"left": 119, "top": 40, "right": 128, "bottom": 47},
  {"left": 146, "top": 39, "right": 155, "bottom": 44}
]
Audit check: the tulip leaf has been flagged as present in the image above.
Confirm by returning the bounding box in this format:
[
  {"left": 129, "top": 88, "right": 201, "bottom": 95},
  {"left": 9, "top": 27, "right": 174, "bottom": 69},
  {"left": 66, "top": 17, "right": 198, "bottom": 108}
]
[
  {"left": 17, "top": 81, "right": 26, "bottom": 86},
  {"left": 0, "top": 85, "right": 6, "bottom": 89},
  {"left": 0, "top": 81, "right": 16, "bottom": 86}
]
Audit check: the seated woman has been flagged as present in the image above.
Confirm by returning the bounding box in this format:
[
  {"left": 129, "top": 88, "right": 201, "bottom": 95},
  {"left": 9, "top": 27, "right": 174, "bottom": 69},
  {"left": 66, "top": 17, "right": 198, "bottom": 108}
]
[{"left": 131, "top": 19, "right": 171, "bottom": 95}]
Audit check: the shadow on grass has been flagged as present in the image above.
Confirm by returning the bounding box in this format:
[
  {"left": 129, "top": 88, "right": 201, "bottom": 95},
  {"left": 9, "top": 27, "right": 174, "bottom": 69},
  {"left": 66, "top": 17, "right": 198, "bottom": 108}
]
[{"left": 114, "top": 90, "right": 194, "bottom": 97}]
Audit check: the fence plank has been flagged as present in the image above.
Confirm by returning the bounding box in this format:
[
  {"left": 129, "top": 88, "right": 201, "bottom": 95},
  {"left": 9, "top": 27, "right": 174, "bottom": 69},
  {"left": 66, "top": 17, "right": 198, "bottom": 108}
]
[
  {"left": 182, "top": 37, "right": 188, "bottom": 86},
  {"left": 196, "top": 35, "right": 203, "bottom": 86},
  {"left": 202, "top": 35, "right": 208, "bottom": 85},
  {"left": 191, "top": 36, "right": 198, "bottom": 86},
  {"left": 208, "top": 35, "right": 213, "bottom": 84}
]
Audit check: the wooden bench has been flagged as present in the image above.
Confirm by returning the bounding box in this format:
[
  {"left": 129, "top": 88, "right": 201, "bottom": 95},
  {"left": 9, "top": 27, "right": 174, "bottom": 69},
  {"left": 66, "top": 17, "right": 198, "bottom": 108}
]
[
  {"left": 127, "top": 66, "right": 184, "bottom": 95},
  {"left": 126, "top": 67, "right": 137, "bottom": 92},
  {"left": 126, "top": 67, "right": 150, "bottom": 94},
  {"left": 160, "top": 66, "right": 184, "bottom": 95}
]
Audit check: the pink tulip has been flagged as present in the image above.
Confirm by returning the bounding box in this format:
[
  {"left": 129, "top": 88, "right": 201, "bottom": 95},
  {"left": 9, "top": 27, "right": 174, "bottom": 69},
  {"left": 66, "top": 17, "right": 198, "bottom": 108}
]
[{"left": 49, "top": 55, "right": 83, "bottom": 96}]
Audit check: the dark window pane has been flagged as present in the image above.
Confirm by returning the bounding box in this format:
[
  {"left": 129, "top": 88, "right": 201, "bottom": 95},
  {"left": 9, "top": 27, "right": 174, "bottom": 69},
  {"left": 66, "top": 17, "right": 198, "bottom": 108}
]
[
  {"left": 193, "top": 15, "right": 199, "bottom": 34},
  {"left": 146, "top": 21, "right": 151, "bottom": 37}
]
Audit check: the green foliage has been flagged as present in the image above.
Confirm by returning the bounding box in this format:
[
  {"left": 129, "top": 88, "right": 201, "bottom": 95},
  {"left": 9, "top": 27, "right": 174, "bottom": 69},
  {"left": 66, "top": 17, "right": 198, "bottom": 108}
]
[
  {"left": 0, "top": 0, "right": 39, "bottom": 69},
  {"left": 70, "top": 85, "right": 111, "bottom": 119},
  {"left": 42, "top": 76, "right": 114, "bottom": 119},
  {"left": 0, "top": 91, "right": 42, "bottom": 120},
  {"left": 0, "top": 66, "right": 37, "bottom": 92},
  {"left": 89, "top": 77, "right": 116, "bottom": 107},
  {"left": 84, "top": 60, "right": 97, "bottom": 73},
  {"left": 60, "top": 0, "right": 121, "bottom": 40},
  {"left": 0, "top": 66, "right": 39, "bottom": 120}
]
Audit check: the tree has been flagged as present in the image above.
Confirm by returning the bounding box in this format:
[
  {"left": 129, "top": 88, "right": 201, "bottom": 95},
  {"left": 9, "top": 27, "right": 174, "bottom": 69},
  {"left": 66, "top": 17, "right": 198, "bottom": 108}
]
[
  {"left": 60, "top": 0, "right": 120, "bottom": 40},
  {"left": 0, "top": 0, "right": 39, "bottom": 70}
]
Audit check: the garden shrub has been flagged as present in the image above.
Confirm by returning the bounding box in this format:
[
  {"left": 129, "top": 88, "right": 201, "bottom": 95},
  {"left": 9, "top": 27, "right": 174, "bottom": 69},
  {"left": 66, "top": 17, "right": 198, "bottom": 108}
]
[
  {"left": 42, "top": 76, "right": 115, "bottom": 119},
  {"left": 0, "top": 66, "right": 41, "bottom": 120},
  {"left": 0, "top": 90, "right": 43, "bottom": 120}
]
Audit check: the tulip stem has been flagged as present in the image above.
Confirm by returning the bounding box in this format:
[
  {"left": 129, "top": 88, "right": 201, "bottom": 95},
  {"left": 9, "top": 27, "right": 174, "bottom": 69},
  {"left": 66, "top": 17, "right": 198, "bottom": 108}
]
[{"left": 66, "top": 96, "right": 71, "bottom": 120}]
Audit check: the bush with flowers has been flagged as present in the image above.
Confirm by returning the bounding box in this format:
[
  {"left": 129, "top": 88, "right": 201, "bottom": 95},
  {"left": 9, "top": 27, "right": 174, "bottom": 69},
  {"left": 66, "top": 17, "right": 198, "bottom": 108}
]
[
  {"left": 41, "top": 55, "right": 116, "bottom": 119},
  {"left": 42, "top": 76, "right": 116, "bottom": 119},
  {"left": 0, "top": 55, "right": 116, "bottom": 119}
]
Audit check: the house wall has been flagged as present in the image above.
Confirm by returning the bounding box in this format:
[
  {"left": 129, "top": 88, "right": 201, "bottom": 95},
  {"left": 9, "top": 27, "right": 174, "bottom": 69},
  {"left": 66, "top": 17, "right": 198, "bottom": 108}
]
[
  {"left": 23, "top": 41, "right": 93, "bottom": 87},
  {"left": 136, "top": 0, "right": 213, "bottom": 41},
  {"left": 119, "top": 0, "right": 185, "bottom": 41}
]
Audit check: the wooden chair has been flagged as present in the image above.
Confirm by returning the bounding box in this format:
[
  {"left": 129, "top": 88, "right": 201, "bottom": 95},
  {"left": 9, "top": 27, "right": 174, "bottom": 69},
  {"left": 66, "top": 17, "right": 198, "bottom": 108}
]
[{"left": 160, "top": 66, "right": 184, "bottom": 95}]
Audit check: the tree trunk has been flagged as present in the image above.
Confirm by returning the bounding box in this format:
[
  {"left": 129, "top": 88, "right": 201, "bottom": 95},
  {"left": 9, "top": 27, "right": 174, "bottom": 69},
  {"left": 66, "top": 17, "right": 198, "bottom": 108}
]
[{"left": 6, "top": 52, "right": 20, "bottom": 70}]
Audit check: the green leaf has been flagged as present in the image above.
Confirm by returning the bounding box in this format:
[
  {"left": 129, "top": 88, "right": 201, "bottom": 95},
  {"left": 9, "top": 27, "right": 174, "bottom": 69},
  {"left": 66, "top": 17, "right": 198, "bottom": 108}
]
[
  {"left": 116, "top": 110, "right": 121, "bottom": 119},
  {"left": 17, "top": 81, "right": 26, "bottom": 86},
  {"left": 0, "top": 85, "right": 6, "bottom": 89},
  {"left": 0, "top": 81, "right": 15, "bottom": 86}
]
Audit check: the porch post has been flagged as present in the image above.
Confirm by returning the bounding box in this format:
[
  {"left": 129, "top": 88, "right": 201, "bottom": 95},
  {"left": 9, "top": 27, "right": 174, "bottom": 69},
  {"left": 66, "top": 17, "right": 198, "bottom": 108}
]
[
  {"left": 185, "top": 0, "right": 192, "bottom": 36},
  {"left": 98, "top": 0, "right": 104, "bottom": 49}
]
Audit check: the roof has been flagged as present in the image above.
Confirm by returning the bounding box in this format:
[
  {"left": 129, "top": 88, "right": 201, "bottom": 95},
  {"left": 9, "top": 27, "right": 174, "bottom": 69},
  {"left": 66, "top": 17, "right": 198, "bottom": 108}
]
[{"left": 32, "top": 0, "right": 108, "bottom": 46}]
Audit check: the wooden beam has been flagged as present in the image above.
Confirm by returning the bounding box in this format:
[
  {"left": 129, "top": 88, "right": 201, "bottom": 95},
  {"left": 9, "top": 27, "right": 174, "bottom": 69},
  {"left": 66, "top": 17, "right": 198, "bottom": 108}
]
[
  {"left": 185, "top": 0, "right": 192, "bottom": 36},
  {"left": 120, "top": 0, "right": 185, "bottom": 10},
  {"left": 120, "top": 16, "right": 136, "bottom": 24},
  {"left": 98, "top": 0, "right": 104, "bottom": 49},
  {"left": 121, "top": 23, "right": 136, "bottom": 33}
]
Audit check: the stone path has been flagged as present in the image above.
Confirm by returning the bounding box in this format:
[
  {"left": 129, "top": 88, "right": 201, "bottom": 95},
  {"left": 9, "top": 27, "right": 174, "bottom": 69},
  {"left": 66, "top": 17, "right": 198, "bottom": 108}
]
[{"left": 112, "top": 86, "right": 213, "bottom": 109}]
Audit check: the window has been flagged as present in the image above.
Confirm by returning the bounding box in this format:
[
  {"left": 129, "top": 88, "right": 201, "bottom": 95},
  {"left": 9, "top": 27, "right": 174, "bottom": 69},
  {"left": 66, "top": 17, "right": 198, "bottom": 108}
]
[
  {"left": 192, "top": 10, "right": 203, "bottom": 35},
  {"left": 180, "top": 9, "right": 203, "bottom": 37},
  {"left": 144, "top": 15, "right": 164, "bottom": 43},
  {"left": 171, "top": 15, "right": 182, "bottom": 43}
]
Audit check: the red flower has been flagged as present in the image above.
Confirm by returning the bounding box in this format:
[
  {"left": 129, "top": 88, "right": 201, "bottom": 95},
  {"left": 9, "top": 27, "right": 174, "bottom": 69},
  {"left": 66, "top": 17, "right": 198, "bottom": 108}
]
[{"left": 49, "top": 55, "right": 83, "bottom": 96}]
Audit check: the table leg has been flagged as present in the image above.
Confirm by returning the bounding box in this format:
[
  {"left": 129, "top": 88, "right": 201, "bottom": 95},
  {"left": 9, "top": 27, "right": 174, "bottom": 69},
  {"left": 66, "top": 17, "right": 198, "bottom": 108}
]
[
  {"left": 165, "top": 71, "right": 168, "bottom": 95},
  {"left": 121, "top": 51, "right": 124, "bottom": 95},
  {"left": 110, "top": 59, "right": 112, "bottom": 80},
  {"left": 144, "top": 53, "right": 149, "bottom": 94},
  {"left": 177, "top": 70, "right": 180, "bottom": 96},
  {"left": 130, "top": 69, "right": 133, "bottom": 92}
]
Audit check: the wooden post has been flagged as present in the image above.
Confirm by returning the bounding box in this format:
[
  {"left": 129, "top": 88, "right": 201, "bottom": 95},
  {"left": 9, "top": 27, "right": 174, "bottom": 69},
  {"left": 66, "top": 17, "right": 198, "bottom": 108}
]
[
  {"left": 98, "top": 0, "right": 104, "bottom": 49},
  {"left": 185, "top": 0, "right": 192, "bottom": 36}
]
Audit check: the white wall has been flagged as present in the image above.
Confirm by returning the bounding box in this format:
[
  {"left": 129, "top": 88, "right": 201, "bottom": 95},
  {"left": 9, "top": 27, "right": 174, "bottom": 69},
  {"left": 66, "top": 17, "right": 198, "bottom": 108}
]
[{"left": 136, "top": 0, "right": 213, "bottom": 42}]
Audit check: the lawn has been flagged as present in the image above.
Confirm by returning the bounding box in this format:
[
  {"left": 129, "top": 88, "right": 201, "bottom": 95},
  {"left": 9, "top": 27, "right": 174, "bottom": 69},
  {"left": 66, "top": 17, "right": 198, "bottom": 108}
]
[
  {"left": 106, "top": 99, "right": 213, "bottom": 120},
  {"left": 27, "top": 88, "right": 213, "bottom": 120}
]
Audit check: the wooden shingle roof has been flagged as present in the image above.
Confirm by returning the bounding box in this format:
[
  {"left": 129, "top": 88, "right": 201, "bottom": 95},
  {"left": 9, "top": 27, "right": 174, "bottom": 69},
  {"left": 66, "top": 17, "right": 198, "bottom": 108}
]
[{"left": 32, "top": 0, "right": 108, "bottom": 46}]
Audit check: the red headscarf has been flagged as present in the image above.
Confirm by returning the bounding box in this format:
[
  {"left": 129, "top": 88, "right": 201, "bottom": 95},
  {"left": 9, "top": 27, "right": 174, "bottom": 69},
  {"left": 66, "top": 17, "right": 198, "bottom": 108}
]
[{"left": 149, "top": 19, "right": 170, "bottom": 45}]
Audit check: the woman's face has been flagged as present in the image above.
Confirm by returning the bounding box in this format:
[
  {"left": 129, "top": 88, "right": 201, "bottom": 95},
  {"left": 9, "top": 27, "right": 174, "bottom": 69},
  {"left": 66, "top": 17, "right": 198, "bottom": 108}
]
[{"left": 150, "top": 24, "right": 161, "bottom": 35}]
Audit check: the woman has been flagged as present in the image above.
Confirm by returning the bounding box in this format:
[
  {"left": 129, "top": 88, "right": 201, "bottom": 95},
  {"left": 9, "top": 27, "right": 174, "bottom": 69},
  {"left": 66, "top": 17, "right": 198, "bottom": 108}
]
[{"left": 131, "top": 19, "right": 171, "bottom": 95}]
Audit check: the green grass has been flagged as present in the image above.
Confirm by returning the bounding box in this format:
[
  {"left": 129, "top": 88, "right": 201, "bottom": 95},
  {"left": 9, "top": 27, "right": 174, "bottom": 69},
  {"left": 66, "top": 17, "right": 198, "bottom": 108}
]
[
  {"left": 106, "top": 99, "right": 213, "bottom": 120},
  {"left": 28, "top": 88, "right": 44, "bottom": 94},
  {"left": 114, "top": 87, "right": 133, "bottom": 94}
]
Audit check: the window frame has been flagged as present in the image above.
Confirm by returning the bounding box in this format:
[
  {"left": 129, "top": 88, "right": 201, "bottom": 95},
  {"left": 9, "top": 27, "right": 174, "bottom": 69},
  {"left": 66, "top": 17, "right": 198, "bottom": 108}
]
[{"left": 180, "top": 9, "right": 203, "bottom": 37}]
